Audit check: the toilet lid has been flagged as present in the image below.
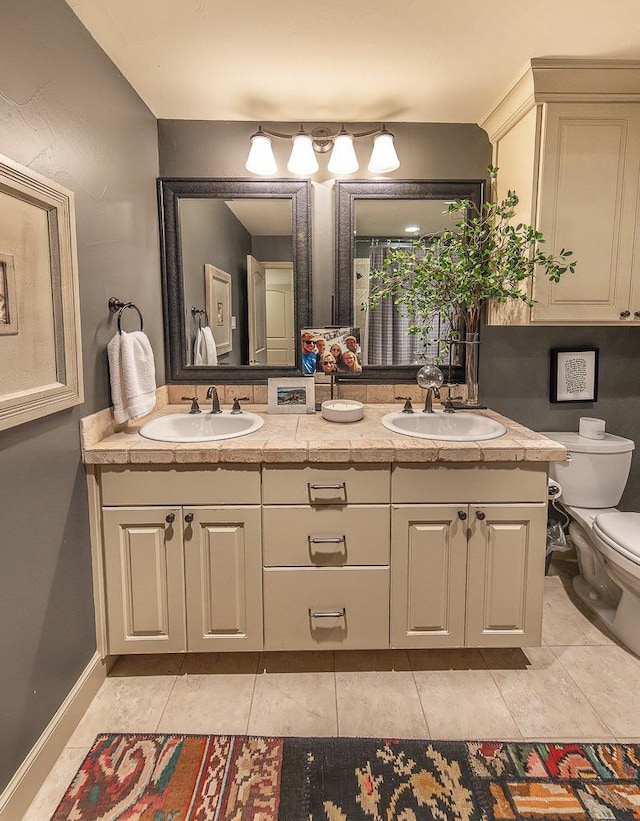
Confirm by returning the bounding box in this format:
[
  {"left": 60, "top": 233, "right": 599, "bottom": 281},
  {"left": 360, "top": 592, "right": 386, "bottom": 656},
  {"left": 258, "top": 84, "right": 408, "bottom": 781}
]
[{"left": 593, "top": 512, "right": 640, "bottom": 564}]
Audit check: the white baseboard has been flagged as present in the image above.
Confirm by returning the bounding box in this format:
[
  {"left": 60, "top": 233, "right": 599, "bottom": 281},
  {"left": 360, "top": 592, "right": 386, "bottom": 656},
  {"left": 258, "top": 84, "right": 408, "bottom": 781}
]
[{"left": 0, "top": 652, "right": 106, "bottom": 821}]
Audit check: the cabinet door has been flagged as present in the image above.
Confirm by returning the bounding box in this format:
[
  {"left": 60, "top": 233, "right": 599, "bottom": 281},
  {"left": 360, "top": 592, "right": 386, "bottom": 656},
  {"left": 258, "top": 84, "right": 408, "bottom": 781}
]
[
  {"left": 466, "top": 504, "right": 546, "bottom": 647},
  {"left": 390, "top": 505, "right": 468, "bottom": 648},
  {"left": 184, "top": 506, "right": 262, "bottom": 651},
  {"left": 102, "top": 507, "right": 186, "bottom": 654},
  {"left": 533, "top": 103, "right": 640, "bottom": 323}
]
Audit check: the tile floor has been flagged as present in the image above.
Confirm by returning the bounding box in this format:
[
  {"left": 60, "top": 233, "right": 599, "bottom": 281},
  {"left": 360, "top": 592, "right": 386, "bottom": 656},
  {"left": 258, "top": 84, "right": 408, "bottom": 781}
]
[{"left": 22, "top": 557, "right": 640, "bottom": 820}]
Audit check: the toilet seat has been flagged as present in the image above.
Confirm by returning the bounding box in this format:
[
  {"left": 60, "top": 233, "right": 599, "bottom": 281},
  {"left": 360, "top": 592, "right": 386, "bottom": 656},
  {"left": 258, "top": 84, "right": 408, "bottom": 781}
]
[{"left": 593, "top": 512, "right": 640, "bottom": 567}]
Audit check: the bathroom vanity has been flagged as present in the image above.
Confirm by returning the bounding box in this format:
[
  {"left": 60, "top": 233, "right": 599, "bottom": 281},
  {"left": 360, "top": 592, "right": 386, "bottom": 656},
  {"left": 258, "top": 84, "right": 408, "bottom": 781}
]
[{"left": 81, "top": 400, "right": 565, "bottom": 658}]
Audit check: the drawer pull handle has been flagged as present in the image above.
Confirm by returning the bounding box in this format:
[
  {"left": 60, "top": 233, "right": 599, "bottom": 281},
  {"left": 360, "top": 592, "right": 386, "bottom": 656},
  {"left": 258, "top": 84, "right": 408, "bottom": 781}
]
[
  {"left": 476, "top": 510, "right": 486, "bottom": 521},
  {"left": 308, "top": 536, "right": 346, "bottom": 544},
  {"left": 184, "top": 512, "right": 194, "bottom": 523},
  {"left": 309, "top": 608, "right": 346, "bottom": 619},
  {"left": 165, "top": 513, "right": 176, "bottom": 524},
  {"left": 308, "top": 483, "right": 346, "bottom": 490}
]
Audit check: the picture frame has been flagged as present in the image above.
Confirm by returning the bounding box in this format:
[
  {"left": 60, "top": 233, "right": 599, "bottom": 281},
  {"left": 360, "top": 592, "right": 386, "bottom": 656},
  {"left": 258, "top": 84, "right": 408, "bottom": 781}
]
[
  {"left": 268, "top": 377, "right": 315, "bottom": 414},
  {"left": 301, "top": 326, "right": 362, "bottom": 377},
  {"left": 204, "top": 263, "right": 232, "bottom": 355},
  {"left": 0, "top": 252, "right": 18, "bottom": 335},
  {"left": 550, "top": 347, "right": 599, "bottom": 403},
  {"left": 0, "top": 152, "right": 84, "bottom": 432}
]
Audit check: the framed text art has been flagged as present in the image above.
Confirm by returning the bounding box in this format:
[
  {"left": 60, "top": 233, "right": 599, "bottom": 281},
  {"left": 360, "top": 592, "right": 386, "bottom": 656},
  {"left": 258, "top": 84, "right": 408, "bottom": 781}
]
[{"left": 550, "top": 347, "right": 599, "bottom": 403}]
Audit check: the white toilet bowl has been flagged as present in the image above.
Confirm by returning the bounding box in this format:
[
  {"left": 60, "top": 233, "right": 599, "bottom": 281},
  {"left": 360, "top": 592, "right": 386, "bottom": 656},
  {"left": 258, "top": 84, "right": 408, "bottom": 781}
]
[{"left": 543, "top": 431, "right": 640, "bottom": 655}]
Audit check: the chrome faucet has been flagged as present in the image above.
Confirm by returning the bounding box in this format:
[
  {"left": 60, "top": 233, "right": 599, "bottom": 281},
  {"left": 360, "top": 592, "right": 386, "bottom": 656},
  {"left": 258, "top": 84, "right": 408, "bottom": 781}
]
[
  {"left": 423, "top": 386, "right": 440, "bottom": 414},
  {"left": 205, "top": 385, "right": 222, "bottom": 414}
]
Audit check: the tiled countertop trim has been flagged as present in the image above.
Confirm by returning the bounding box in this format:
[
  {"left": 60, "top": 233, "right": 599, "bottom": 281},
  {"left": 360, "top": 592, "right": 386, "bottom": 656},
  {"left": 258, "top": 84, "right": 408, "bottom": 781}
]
[{"left": 81, "top": 401, "right": 567, "bottom": 465}]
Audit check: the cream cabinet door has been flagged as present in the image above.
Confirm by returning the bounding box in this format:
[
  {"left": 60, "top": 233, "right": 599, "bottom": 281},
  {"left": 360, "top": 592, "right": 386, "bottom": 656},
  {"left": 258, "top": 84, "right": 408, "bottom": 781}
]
[
  {"left": 465, "top": 504, "right": 546, "bottom": 647},
  {"left": 390, "top": 505, "right": 468, "bottom": 648},
  {"left": 532, "top": 103, "right": 640, "bottom": 324},
  {"left": 184, "top": 506, "right": 262, "bottom": 652},
  {"left": 102, "top": 507, "right": 186, "bottom": 654}
]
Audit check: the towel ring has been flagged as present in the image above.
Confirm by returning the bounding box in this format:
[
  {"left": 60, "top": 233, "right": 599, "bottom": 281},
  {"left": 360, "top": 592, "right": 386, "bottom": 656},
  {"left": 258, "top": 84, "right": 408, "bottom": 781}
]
[{"left": 108, "top": 297, "right": 144, "bottom": 334}]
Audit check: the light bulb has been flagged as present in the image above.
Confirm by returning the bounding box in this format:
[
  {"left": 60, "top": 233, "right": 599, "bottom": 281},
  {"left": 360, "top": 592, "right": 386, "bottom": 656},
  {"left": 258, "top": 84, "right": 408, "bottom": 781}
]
[
  {"left": 245, "top": 130, "right": 277, "bottom": 176},
  {"left": 328, "top": 132, "right": 359, "bottom": 175},
  {"left": 287, "top": 133, "right": 319, "bottom": 176},
  {"left": 368, "top": 129, "right": 400, "bottom": 173}
]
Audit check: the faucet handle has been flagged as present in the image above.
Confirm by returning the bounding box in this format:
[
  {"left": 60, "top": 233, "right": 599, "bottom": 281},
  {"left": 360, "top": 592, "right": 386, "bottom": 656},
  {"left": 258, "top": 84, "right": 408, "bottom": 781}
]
[
  {"left": 442, "top": 393, "right": 464, "bottom": 413},
  {"left": 231, "top": 396, "right": 250, "bottom": 414},
  {"left": 182, "top": 396, "right": 201, "bottom": 414},
  {"left": 395, "top": 395, "right": 414, "bottom": 414}
]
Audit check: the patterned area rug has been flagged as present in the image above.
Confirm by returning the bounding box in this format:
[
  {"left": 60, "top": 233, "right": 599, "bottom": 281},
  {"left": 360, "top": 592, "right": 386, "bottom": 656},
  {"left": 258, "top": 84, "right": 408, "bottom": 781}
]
[{"left": 52, "top": 733, "right": 640, "bottom": 819}]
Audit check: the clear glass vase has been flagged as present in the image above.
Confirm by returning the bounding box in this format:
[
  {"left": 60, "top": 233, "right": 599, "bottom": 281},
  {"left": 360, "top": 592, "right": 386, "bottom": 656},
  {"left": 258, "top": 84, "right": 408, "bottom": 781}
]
[{"left": 463, "top": 331, "right": 480, "bottom": 407}]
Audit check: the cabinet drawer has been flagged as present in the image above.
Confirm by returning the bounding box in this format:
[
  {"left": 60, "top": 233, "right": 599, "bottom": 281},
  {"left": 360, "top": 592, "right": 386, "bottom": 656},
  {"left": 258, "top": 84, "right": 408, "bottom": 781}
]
[
  {"left": 392, "top": 464, "right": 547, "bottom": 504},
  {"left": 263, "top": 567, "right": 389, "bottom": 651},
  {"left": 263, "top": 505, "right": 390, "bottom": 566},
  {"left": 262, "top": 464, "right": 390, "bottom": 505},
  {"left": 100, "top": 465, "right": 261, "bottom": 505}
]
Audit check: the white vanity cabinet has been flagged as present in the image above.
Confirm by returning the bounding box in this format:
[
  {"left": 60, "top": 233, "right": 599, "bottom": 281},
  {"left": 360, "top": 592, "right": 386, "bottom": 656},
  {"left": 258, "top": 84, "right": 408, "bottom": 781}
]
[
  {"left": 390, "top": 465, "right": 547, "bottom": 648},
  {"left": 483, "top": 60, "right": 640, "bottom": 326},
  {"left": 97, "top": 466, "right": 262, "bottom": 655},
  {"left": 88, "top": 458, "right": 549, "bottom": 656},
  {"left": 261, "top": 464, "right": 391, "bottom": 651}
]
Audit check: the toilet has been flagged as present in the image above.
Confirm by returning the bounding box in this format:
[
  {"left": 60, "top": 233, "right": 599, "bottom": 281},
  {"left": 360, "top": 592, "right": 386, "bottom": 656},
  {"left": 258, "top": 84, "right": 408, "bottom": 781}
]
[{"left": 543, "top": 430, "right": 640, "bottom": 655}]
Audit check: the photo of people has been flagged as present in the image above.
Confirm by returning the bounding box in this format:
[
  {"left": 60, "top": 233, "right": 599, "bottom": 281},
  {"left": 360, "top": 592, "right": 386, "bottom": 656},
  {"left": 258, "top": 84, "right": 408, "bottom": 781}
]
[{"left": 301, "top": 327, "right": 362, "bottom": 375}]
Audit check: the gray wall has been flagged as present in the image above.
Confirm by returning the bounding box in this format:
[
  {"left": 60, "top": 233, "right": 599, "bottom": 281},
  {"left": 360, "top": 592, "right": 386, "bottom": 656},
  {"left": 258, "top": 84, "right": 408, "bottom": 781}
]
[
  {"left": 0, "top": 0, "right": 162, "bottom": 793},
  {"left": 480, "top": 327, "right": 640, "bottom": 509}
]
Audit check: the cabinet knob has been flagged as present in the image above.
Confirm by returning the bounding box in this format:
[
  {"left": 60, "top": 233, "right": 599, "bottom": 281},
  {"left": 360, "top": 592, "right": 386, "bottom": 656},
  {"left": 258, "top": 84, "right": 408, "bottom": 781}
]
[
  {"left": 476, "top": 510, "right": 486, "bottom": 521},
  {"left": 634, "top": 311, "right": 640, "bottom": 319},
  {"left": 457, "top": 510, "right": 467, "bottom": 520},
  {"left": 620, "top": 310, "right": 631, "bottom": 318},
  {"left": 165, "top": 513, "right": 176, "bottom": 524},
  {"left": 184, "top": 512, "right": 194, "bottom": 523}
]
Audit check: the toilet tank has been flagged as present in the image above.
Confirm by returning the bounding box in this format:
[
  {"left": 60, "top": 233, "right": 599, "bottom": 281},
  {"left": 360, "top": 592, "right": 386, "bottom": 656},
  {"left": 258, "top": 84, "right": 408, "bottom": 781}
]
[{"left": 541, "top": 432, "right": 634, "bottom": 508}]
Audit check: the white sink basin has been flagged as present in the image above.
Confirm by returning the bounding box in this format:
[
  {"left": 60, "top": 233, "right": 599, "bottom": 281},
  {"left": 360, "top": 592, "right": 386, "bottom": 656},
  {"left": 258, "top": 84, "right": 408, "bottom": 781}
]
[
  {"left": 381, "top": 410, "right": 506, "bottom": 441},
  {"left": 139, "top": 411, "right": 264, "bottom": 443}
]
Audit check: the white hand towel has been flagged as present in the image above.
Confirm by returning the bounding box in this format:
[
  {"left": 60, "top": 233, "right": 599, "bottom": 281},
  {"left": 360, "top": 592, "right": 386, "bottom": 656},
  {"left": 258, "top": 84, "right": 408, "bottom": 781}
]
[
  {"left": 107, "top": 331, "right": 156, "bottom": 422},
  {"left": 193, "top": 327, "right": 204, "bottom": 365},
  {"left": 107, "top": 333, "right": 127, "bottom": 424},
  {"left": 201, "top": 325, "right": 218, "bottom": 365}
]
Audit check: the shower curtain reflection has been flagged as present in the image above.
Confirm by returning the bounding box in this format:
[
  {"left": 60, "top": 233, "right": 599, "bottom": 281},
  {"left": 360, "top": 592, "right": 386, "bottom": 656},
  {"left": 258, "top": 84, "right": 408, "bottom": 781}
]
[{"left": 361, "top": 242, "right": 453, "bottom": 366}]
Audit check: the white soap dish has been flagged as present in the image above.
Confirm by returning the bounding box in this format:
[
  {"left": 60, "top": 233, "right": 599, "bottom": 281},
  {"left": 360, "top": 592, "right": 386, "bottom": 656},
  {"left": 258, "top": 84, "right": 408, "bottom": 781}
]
[{"left": 321, "top": 399, "right": 364, "bottom": 423}]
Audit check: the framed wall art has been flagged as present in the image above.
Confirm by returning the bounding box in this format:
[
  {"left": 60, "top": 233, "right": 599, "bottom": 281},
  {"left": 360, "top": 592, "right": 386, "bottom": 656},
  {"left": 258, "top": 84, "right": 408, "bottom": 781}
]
[
  {"left": 267, "top": 377, "right": 315, "bottom": 414},
  {"left": 550, "top": 347, "right": 599, "bottom": 403},
  {"left": 204, "top": 263, "right": 232, "bottom": 355},
  {"left": 0, "top": 152, "right": 83, "bottom": 431}
]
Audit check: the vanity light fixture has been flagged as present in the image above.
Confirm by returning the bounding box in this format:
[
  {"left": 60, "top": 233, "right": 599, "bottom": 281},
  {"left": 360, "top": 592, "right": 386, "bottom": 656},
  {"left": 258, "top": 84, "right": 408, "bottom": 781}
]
[{"left": 245, "top": 124, "right": 400, "bottom": 177}]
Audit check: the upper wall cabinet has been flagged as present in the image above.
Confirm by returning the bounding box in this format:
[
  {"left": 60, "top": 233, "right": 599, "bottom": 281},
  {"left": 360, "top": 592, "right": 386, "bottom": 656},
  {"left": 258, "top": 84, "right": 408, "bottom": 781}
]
[{"left": 482, "top": 59, "right": 640, "bottom": 326}]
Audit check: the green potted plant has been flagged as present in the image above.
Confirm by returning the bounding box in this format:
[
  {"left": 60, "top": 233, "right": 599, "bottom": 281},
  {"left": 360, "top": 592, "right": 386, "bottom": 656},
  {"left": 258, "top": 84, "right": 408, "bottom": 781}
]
[{"left": 368, "top": 167, "right": 576, "bottom": 406}]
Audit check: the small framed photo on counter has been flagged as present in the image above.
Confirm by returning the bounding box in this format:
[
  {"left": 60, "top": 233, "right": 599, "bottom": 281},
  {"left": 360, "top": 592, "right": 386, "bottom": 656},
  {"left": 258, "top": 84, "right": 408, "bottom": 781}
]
[
  {"left": 268, "top": 377, "right": 315, "bottom": 414},
  {"left": 550, "top": 347, "right": 599, "bottom": 403}
]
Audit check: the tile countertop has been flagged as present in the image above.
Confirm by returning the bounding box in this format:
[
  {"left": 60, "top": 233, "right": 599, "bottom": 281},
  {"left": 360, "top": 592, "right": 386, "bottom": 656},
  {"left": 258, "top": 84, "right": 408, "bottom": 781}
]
[{"left": 80, "top": 401, "right": 567, "bottom": 465}]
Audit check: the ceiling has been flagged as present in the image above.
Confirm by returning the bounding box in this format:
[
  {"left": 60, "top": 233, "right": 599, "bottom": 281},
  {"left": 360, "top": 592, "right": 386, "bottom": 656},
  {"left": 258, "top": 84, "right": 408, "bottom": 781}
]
[{"left": 65, "top": 0, "right": 640, "bottom": 124}]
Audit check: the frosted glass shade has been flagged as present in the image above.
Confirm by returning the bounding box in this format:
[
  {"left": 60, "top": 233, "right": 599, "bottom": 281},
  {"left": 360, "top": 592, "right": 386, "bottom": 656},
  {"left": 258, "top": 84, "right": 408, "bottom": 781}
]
[
  {"left": 328, "top": 133, "right": 359, "bottom": 174},
  {"left": 287, "top": 133, "right": 319, "bottom": 176},
  {"left": 368, "top": 131, "right": 400, "bottom": 173},
  {"left": 245, "top": 132, "right": 277, "bottom": 175}
]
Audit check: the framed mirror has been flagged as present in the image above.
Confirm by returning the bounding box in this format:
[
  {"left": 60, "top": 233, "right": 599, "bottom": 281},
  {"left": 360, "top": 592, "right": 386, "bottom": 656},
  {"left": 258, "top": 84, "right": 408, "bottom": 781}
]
[
  {"left": 158, "top": 178, "right": 311, "bottom": 383},
  {"left": 335, "top": 179, "right": 485, "bottom": 383}
]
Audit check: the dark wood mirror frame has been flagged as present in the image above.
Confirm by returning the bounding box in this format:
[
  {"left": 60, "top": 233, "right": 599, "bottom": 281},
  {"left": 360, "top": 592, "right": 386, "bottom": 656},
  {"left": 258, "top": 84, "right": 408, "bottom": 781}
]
[
  {"left": 158, "top": 177, "right": 312, "bottom": 383},
  {"left": 334, "top": 179, "right": 485, "bottom": 383}
]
